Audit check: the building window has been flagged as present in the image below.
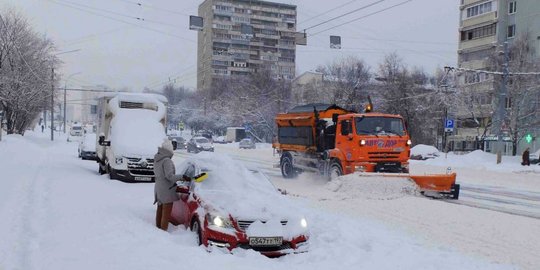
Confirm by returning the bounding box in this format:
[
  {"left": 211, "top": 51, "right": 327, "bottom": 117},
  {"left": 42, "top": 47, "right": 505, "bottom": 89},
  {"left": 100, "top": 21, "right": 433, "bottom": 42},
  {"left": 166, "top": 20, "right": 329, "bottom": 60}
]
[
  {"left": 508, "top": 24, "right": 516, "bottom": 38},
  {"left": 466, "top": 1, "right": 493, "bottom": 18},
  {"left": 213, "top": 69, "right": 229, "bottom": 75},
  {"left": 460, "top": 23, "right": 497, "bottom": 41},
  {"left": 509, "top": 1, "right": 517, "bottom": 14}
]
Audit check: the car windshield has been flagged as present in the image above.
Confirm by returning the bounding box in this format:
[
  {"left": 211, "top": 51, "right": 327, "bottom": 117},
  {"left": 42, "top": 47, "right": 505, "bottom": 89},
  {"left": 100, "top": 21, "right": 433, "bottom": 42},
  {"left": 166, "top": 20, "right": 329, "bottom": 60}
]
[
  {"left": 355, "top": 116, "right": 405, "bottom": 136},
  {"left": 241, "top": 139, "right": 251, "bottom": 143},
  {"left": 72, "top": 126, "right": 82, "bottom": 130},
  {"left": 196, "top": 138, "right": 209, "bottom": 143}
]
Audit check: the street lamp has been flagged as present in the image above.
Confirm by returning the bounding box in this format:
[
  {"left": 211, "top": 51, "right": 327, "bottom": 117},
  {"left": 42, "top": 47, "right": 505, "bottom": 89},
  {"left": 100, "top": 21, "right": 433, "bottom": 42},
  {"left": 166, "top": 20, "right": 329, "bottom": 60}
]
[
  {"left": 63, "top": 72, "right": 82, "bottom": 133},
  {"left": 50, "top": 49, "right": 81, "bottom": 141}
]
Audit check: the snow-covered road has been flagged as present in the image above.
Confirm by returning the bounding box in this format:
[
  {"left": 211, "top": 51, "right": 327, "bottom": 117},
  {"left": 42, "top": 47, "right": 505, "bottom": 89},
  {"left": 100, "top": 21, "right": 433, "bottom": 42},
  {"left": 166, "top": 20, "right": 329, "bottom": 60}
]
[{"left": 0, "top": 132, "right": 537, "bottom": 270}]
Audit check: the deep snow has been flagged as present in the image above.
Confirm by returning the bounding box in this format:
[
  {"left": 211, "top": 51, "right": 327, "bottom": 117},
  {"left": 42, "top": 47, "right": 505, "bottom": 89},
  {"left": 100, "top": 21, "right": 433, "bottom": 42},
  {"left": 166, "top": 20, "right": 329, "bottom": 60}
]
[{"left": 0, "top": 131, "right": 534, "bottom": 270}]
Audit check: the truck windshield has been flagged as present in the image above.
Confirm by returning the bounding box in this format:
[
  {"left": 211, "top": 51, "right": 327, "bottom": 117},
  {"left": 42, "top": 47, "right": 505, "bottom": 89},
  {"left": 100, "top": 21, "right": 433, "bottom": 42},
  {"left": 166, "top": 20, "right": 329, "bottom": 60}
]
[{"left": 355, "top": 116, "right": 405, "bottom": 136}]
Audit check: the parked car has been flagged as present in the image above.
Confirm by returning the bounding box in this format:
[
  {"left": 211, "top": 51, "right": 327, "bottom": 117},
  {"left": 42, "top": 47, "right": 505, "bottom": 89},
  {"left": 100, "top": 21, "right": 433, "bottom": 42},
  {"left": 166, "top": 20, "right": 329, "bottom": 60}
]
[
  {"left": 171, "top": 153, "right": 309, "bottom": 257},
  {"left": 168, "top": 135, "right": 186, "bottom": 150},
  {"left": 239, "top": 138, "right": 256, "bottom": 149},
  {"left": 187, "top": 137, "right": 214, "bottom": 153},
  {"left": 213, "top": 136, "right": 227, "bottom": 144},
  {"left": 530, "top": 149, "right": 540, "bottom": 164},
  {"left": 78, "top": 133, "right": 97, "bottom": 160},
  {"left": 67, "top": 124, "right": 84, "bottom": 142}
]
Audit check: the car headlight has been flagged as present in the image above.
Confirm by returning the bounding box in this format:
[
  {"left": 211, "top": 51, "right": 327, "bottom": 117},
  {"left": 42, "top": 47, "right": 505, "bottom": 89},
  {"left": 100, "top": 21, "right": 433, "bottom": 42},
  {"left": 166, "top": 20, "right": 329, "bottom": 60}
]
[
  {"left": 196, "top": 144, "right": 201, "bottom": 148},
  {"left": 300, "top": 218, "right": 308, "bottom": 228},
  {"left": 207, "top": 213, "right": 233, "bottom": 228},
  {"left": 115, "top": 157, "right": 123, "bottom": 164}
]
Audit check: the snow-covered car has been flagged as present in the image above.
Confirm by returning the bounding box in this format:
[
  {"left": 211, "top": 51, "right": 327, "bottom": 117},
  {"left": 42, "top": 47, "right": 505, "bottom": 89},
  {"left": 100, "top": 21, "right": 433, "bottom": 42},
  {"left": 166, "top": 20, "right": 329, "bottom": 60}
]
[
  {"left": 239, "top": 138, "right": 256, "bottom": 149},
  {"left": 410, "top": 144, "right": 440, "bottom": 160},
  {"left": 530, "top": 149, "right": 540, "bottom": 164},
  {"left": 168, "top": 135, "right": 186, "bottom": 150},
  {"left": 171, "top": 153, "right": 309, "bottom": 257},
  {"left": 187, "top": 137, "right": 214, "bottom": 153},
  {"left": 213, "top": 136, "right": 227, "bottom": 144},
  {"left": 78, "top": 133, "right": 97, "bottom": 160}
]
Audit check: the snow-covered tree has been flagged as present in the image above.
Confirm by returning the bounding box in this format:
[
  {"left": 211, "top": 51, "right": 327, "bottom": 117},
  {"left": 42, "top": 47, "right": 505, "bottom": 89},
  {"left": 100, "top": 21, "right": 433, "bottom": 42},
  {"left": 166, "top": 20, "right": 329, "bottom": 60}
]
[{"left": 0, "top": 9, "right": 59, "bottom": 135}]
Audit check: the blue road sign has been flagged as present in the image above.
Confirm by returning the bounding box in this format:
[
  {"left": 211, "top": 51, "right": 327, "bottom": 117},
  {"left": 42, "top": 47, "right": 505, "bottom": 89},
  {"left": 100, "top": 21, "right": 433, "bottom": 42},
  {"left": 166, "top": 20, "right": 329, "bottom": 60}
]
[{"left": 445, "top": 119, "right": 454, "bottom": 132}]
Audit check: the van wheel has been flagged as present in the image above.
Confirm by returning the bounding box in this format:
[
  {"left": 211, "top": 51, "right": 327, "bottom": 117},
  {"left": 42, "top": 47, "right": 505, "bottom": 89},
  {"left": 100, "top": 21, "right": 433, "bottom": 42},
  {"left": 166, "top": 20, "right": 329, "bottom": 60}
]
[
  {"left": 191, "top": 219, "right": 202, "bottom": 246},
  {"left": 328, "top": 160, "right": 343, "bottom": 180},
  {"left": 98, "top": 163, "right": 106, "bottom": 175},
  {"left": 108, "top": 165, "right": 117, "bottom": 180},
  {"left": 280, "top": 154, "right": 297, "bottom": 179}
]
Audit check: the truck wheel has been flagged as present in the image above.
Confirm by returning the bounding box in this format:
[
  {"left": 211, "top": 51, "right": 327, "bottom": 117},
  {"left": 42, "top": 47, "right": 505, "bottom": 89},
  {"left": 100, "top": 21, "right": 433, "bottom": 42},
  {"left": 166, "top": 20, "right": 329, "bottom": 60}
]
[
  {"left": 328, "top": 161, "right": 343, "bottom": 180},
  {"left": 280, "top": 155, "right": 296, "bottom": 179}
]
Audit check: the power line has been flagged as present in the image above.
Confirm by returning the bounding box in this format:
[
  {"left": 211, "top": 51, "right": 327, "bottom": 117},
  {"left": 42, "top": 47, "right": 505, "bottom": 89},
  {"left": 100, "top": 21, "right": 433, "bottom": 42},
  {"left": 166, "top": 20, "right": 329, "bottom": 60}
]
[
  {"left": 309, "top": 0, "right": 413, "bottom": 37},
  {"left": 46, "top": 0, "right": 195, "bottom": 43},
  {"left": 54, "top": 0, "right": 183, "bottom": 28},
  {"left": 112, "top": 0, "right": 191, "bottom": 16},
  {"left": 298, "top": 0, "right": 363, "bottom": 27},
  {"left": 303, "top": 0, "right": 386, "bottom": 31}
]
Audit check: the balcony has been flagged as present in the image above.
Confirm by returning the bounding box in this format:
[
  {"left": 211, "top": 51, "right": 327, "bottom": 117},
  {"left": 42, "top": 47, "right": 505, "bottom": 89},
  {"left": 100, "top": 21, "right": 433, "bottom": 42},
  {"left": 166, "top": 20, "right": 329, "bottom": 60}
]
[
  {"left": 461, "top": 12, "right": 497, "bottom": 29},
  {"left": 459, "top": 35, "right": 496, "bottom": 51}
]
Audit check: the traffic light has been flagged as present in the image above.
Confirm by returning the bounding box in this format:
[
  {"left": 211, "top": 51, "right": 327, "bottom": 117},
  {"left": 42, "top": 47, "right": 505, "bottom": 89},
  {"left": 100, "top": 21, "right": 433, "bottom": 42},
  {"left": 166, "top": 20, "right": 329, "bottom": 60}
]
[{"left": 525, "top": 133, "right": 533, "bottom": 143}]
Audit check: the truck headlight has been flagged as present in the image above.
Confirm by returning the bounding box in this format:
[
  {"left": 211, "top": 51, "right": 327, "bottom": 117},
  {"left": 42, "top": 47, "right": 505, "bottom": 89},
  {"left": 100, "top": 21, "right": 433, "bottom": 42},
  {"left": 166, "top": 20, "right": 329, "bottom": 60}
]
[
  {"left": 406, "top": 139, "right": 412, "bottom": 146},
  {"left": 300, "top": 218, "right": 308, "bottom": 228},
  {"left": 207, "top": 213, "right": 233, "bottom": 228},
  {"left": 360, "top": 139, "right": 366, "bottom": 146},
  {"left": 115, "top": 157, "right": 123, "bottom": 164}
]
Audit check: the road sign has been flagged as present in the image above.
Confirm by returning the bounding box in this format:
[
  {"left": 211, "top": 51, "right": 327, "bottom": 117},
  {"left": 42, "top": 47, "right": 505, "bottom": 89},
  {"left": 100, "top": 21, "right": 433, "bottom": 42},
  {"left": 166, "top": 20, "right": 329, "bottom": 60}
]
[{"left": 444, "top": 119, "right": 454, "bottom": 132}]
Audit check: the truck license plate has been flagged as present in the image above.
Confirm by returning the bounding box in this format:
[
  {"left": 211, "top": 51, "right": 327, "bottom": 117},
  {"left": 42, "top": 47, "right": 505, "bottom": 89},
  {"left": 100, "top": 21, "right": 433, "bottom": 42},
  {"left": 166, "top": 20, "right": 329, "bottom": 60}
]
[
  {"left": 249, "top": 237, "right": 283, "bottom": 247},
  {"left": 134, "top": 177, "right": 152, "bottom": 181}
]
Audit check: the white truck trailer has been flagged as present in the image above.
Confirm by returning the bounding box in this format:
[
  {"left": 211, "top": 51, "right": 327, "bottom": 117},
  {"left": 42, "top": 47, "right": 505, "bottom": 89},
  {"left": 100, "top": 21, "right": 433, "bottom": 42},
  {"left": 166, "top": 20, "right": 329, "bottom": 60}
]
[{"left": 96, "top": 93, "right": 168, "bottom": 182}]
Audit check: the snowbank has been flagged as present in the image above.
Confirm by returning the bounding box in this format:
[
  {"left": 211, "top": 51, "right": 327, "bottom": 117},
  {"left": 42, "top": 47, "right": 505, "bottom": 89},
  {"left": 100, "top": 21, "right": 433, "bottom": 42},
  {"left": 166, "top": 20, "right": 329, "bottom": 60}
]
[{"left": 417, "top": 150, "right": 540, "bottom": 174}]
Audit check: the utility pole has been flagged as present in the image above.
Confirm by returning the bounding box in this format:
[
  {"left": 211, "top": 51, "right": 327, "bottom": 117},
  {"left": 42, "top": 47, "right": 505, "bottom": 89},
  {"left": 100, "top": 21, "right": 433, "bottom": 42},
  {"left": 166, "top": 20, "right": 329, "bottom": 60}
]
[
  {"left": 495, "top": 41, "right": 510, "bottom": 164},
  {"left": 64, "top": 84, "right": 67, "bottom": 133},
  {"left": 51, "top": 67, "right": 54, "bottom": 141}
]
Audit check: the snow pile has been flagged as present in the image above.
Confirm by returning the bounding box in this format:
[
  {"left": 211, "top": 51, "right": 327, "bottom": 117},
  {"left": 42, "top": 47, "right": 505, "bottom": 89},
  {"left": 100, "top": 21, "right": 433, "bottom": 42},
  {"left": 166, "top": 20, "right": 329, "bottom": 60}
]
[
  {"left": 410, "top": 144, "right": 440, "bottom": 159},
  {"left": 418, "top": 150, "right": 540, "bottom": 173},
  {"left": 326, "top": 174, "right": 419, "bottom": 200}
]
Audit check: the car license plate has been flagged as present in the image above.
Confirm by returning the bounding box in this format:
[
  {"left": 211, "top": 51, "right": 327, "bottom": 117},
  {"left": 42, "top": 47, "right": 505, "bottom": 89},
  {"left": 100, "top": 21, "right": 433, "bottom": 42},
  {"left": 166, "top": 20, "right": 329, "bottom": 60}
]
[
  {"left": 134, "top": 177, "right": 152, "bottom": 181},
  {"left": 249, "top": 237, "right": 283, "bottom": 247}
]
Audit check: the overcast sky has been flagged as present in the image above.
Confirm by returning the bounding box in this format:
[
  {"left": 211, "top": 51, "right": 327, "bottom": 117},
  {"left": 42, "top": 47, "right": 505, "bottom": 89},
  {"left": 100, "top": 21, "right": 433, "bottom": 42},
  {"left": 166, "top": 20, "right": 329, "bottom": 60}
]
[{"left": 2, "top": 0, "right": 459, "bottom": 91}]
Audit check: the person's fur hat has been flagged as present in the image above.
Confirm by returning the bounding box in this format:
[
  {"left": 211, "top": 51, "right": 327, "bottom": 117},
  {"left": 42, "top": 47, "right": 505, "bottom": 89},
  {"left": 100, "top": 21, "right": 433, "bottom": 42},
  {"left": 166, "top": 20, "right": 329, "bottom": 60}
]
[{"left": 161, "top": 139, "right": 174, "bottom": 152}]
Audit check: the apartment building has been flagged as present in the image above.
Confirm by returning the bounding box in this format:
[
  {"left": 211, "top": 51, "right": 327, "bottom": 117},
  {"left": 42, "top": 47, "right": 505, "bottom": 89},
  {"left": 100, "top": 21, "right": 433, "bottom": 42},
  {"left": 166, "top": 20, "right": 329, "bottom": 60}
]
[
  {"left": 453, "top": 0, "right": 540, "bottom": 154},
  {"left": 197, "top": 0, "right": 297, "bottom": 91}
]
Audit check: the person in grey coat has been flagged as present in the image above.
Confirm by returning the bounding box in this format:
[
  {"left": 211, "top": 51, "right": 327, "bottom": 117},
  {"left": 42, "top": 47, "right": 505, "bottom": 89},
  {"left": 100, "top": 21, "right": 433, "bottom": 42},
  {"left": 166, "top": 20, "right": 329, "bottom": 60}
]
[{"left": 154, "top": 139, "right": 190, "bottom": 231}]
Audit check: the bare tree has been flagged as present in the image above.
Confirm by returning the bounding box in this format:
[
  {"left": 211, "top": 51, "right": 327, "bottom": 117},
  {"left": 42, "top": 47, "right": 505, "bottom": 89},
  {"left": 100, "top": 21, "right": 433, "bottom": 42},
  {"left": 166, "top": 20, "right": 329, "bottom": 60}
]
[
  {"left": 315, "top": 56, "right": 371, "bottom": 111},
  {"left": 487, "top": 33, "right": 540, "bottom": 155}
]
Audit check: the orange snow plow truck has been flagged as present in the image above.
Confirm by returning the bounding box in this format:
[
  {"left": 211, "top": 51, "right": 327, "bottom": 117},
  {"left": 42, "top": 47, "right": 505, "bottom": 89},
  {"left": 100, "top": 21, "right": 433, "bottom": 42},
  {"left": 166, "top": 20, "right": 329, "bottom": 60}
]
[{"left": 273, "top": 103, "right": 460, "bottom": 199}]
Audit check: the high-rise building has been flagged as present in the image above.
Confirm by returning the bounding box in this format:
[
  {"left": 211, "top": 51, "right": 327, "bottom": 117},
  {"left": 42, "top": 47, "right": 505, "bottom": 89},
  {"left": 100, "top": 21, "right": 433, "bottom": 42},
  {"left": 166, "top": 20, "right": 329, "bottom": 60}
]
[
  {"left": 453, "top": 0, "right": 540, "bottom": 154},
  {"left": 197, "top": 0, "right": 297, "bottom": 91}
]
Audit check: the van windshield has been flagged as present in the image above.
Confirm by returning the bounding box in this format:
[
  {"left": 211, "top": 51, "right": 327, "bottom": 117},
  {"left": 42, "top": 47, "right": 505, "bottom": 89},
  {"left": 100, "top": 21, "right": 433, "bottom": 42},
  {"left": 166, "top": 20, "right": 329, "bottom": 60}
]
[{"left": 355, "top": 116, "right": 405, "bottom": 136}]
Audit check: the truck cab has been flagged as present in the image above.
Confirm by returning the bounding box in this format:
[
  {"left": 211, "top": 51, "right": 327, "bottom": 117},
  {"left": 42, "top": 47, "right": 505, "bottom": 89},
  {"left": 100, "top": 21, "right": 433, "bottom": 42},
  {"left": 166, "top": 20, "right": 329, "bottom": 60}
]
[{"left": 330, "top": 113, "right": 411, "bottom": 175}]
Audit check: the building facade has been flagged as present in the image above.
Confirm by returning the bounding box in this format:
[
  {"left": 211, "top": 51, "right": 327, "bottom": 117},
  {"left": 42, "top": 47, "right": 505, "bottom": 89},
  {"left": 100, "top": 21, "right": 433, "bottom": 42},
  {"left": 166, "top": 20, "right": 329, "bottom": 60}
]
[
  {"left": 197, "top": 0, "right": 297, "bottom": 91},
  {"left": 454, "top": 0, "right": 540, "bottom": 154}
]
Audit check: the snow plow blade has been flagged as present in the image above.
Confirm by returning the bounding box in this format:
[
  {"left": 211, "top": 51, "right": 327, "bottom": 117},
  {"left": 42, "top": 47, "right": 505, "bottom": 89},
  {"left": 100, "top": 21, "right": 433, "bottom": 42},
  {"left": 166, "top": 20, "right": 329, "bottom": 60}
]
[
  {"left": 409, "top": 173, "right": 460, "bottom": 200},
  {"left": 357, "top": 172, "right": 460, "bottom": 200}
]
